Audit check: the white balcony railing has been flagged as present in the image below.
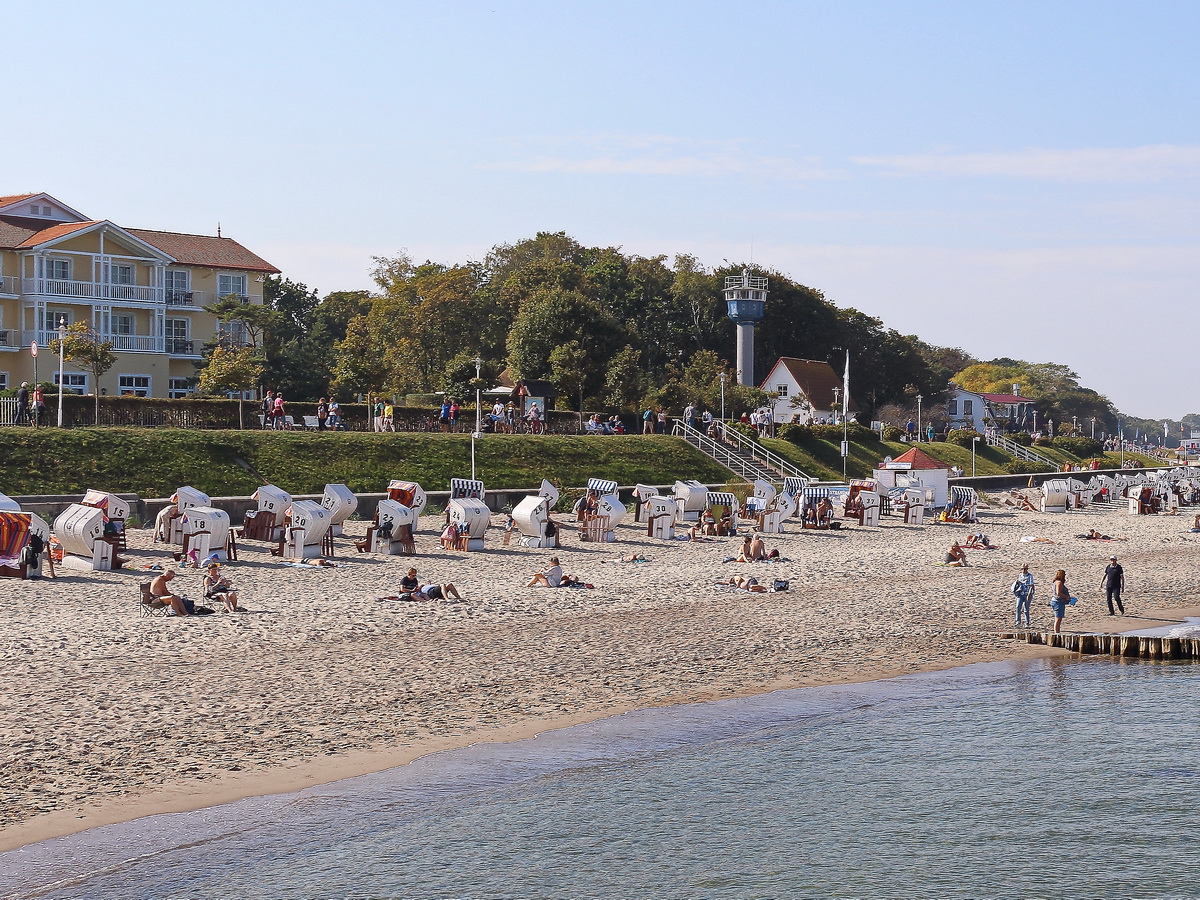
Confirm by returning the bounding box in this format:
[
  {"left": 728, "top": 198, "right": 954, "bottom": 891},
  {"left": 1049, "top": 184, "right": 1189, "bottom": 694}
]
[
  {"left": 26, "top": 330, "right": 165, "bottom": 353},
  {"left": 23, "top": 277, "right": 161, "bottom": 303},
  {"left": 0, "top": 275, "right": 18, "bottom": 295}
]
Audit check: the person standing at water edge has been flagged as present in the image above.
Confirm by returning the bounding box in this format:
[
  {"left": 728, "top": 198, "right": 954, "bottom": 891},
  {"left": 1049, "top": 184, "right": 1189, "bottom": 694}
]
[
  {"left": 1101, "top": 556, "right": 1125, "bottom": 615},
  {"left": 1050, "top": 569, "right": 1070, "bottom": 634},
  {"left": 1011, "top": 564, "right": 1035, "bottom": 628}
]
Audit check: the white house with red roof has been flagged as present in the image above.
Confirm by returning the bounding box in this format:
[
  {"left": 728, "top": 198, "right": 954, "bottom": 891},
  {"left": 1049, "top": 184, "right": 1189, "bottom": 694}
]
[
  {"left": 946, "top": 384, "right": 1036, "bottom": 433},
  {"left": 872, "top": 446, "right": 952, "bottom": 507},
  {"left": 759, "top": 357, "right": 859, "bottom": 424},
  {"left": 0, "top": 192, "right": 277, "bottom": 399}
]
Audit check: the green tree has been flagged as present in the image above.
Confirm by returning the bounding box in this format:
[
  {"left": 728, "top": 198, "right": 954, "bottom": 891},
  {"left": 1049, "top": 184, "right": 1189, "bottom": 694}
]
[
  {"left": 603, "top": 345, "right": 645, "bottom": 410},
  {"left": 50, "top": 323, "right": 116, "bottom": 425},
  {"left": 549, "top": 340, "right": 590, "bottom": 428},
  {"left": 506, "top": 288, "right": 627, "bottom": 397},
  {"left": 198, "top": 344, "right": 265, "bottom": 429}
]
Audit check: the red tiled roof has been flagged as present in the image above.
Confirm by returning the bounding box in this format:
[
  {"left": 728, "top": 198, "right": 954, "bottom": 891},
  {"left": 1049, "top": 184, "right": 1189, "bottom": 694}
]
[
  {"left": 129, "top": 229, "right": 279, "bottom": 274},
  {"left": 980, "top": 393, "right": 1034, "bottom": 404},
  {"left": 764, "top": 357, "right": 859, "bottom": 411},
  {"left": 889, "top": 447, "right": 951, "bottom": 470},
  {"left": 15, "top": 220, "right": 101, "bottom": 248},
  {"left": 0, "top": 194, "right": 38, "bottom": 208}
]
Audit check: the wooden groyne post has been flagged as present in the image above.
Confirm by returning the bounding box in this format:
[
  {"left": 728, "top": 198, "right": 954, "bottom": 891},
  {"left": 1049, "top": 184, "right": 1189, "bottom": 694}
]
[{"left": 1003, "top": 631, "right": 1200, "bottom": 660}]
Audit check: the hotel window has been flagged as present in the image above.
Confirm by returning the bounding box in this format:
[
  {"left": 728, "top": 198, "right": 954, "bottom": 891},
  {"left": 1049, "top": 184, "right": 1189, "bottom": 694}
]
[
  {"left": 54, "top": 372, "right": 87, "bottom": 394},
  {"left": 776, "top": 384, "right": 788, "bottom": 397},
  {"left": 168, "top": 377, "right": 194, "bottom": 399},
  {"left": 46, "top": 259, "right": 70, "bottom": 280},
  {"left": 217, "top": 273, "right": 247, "bottom": 299},
  {"left": 112, "top": 314, "right": 134, "bottom": 336},
  {"left": 43, "top": 309, "right": 71, "bottom": 331},
  {"left": 948, "top": 400, "right": 958, "bottom": 416},
  {"left": 111, "top": 264, "right": 133, "bottom": 285},
  {"left": 222, "top": 320, "right": 250, "bottom": 346},
  {"left": 964, "top": 400, "right": 974, "bottom": 416},
  {"left": 165, "top": 270, "right": 189, "bottom": 291},
  {"left": 118, "top": 375, "right": 151, "bottom": 397},
  {"left": 0, "top": 372, "right": 8, "bottom": 391},
  {"left": 166, "top": 318, "right": 190, "bottom": 354}
]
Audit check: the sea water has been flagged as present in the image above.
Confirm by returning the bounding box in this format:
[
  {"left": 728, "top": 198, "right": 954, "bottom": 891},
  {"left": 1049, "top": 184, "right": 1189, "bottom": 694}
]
[{"left": 4, "top": 657, "right": 1198, "bottom": 900}]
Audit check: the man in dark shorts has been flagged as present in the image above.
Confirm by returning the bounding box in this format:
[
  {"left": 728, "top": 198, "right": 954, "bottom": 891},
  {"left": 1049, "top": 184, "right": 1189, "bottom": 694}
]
[{"left": 1101, "top": 556, "right": 1125, "bottom": 615}]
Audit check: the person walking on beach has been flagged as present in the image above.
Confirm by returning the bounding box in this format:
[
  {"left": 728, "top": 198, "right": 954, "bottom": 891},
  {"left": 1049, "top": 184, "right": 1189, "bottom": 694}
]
[
  {"left": 1051, "top": 569, "right": 1071, "bottom": 633},
  {"left": 1011, "top": 564, "right": 1035, "bottom": 628},
  {"left": 1101, "top": 556, "right": 1125, "bottom": 615}
]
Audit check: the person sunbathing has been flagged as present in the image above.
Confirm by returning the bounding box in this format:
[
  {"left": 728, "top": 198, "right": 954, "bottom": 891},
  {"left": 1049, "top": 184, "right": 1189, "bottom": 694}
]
[
  {"left": 962, "top": 533, "right": 991, "bottom": 549},
  {"left": 738, "top": 533, "right": 769, "bottom": 562},
  {"left": 149, "top": 569, "right": 191, "bottom": 616},
  {"left": 1079, "top": 529, "right": 1114, "bottom": 540},
  {"left": 722, "top": 574, "right": 768, "bottom": 592},
  {"left": 528, "top": 556, "right": 566, "bottom": 587},
  {"left": 944, "top": 542, "right": 969, "bottom": 566},
  {"left": 203, "top": 563, "right": 239, "bottom": 612},
  {"left": 816, "top": 498, "right": 834, "bottom": 525},
  {"left": 416, "top": 581, "right": 462, "bottom": 600}
]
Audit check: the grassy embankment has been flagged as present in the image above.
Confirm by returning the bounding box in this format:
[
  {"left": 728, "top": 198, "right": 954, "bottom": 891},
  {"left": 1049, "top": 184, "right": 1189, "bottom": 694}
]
[
  {"left": 0, "top": 430, "right": 731, "bottom": 499},
  {"left": 759, "top": 434, "right": 1163, "bottom": 481}
]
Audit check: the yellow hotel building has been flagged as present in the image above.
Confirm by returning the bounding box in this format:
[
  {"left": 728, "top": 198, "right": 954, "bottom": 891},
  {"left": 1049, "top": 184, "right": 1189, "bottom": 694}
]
[{"left": 0, "top": 192, "right": 278, "bottom": 398}]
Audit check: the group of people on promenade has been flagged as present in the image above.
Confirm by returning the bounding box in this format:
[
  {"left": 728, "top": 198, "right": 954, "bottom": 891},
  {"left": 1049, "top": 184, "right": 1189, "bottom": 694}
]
[
  {"left": 1009, "top": 556, "right": 1126, "bottom": 633},
  {"left": 10, "top": 382, "right": 47, "bottom": 427}
]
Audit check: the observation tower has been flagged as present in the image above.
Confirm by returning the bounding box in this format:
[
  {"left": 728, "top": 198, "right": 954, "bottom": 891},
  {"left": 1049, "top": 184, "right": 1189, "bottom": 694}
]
[{"left": 724, "top": 270, "right": 768, "bottom": 386}]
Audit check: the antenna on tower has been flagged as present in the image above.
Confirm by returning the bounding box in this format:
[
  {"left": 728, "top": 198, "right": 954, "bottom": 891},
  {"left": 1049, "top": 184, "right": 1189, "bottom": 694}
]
[{"left": 217, "top": 222, "right": 222, "bottom": 237}]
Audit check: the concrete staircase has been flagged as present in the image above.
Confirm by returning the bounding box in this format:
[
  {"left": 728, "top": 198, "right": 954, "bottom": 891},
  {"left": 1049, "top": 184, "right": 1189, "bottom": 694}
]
[{"left": 673, "top": 421, "right": 809, "bottom": 484}]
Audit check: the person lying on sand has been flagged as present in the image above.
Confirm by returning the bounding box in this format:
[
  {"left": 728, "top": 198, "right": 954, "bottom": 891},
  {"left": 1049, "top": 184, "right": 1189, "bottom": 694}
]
[
  {"left": 944, "top": 542, "right": 968, "bottom": 566},
  {"left": 610, "top": 553, "right": 649, "bottom": 563},
  {"left": 416, "top": 581, "right": 461, "bottom": 600},
  {"left": 720, "top": 575, "right": 769, "bottom": 592},
  {"left": 962, "top": 533, "right": 992, "bottom": 549},
  {"left": 1077, "top": 529, "right": 1122, "bottom": 541}
]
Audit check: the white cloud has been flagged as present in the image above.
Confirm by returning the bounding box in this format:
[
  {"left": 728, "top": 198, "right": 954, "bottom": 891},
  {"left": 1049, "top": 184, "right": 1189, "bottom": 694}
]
[{"left": 854, "top": 145, "right": 1200, "bottom": 182}]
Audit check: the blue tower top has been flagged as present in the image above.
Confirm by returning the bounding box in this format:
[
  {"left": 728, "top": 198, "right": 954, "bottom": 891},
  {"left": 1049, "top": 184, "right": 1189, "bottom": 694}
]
[{"left": 725, "top": 270, "right": 768, "bottom": 324}]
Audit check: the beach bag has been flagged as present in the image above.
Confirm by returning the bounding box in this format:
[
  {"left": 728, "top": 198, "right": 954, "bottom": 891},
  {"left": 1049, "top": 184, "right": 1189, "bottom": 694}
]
[{"left": 772, "top": 579, "right": 789, "bottom": 592}]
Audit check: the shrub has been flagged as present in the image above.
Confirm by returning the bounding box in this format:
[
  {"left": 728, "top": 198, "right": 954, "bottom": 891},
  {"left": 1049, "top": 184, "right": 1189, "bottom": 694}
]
[
  {"left": 1033, "top": 436, "right": 1053, "bottom": 447},
  {"left": 778, "top": 423, "right": 813, "bottom": 444},
  {"left": 945, "top": 428, "right": 984, "bottom": 448},
  {"left": 1052, "top": 435, "right": 1103, "bottom": 457},
  {"left": 1009, "top": 431, "right": 1033, "bottom": 446},
  {"left": 1005, "top": 460, "right": 1054, "bottom": 475},
  {"left": 881, "top": 424, "right": 903, "bottom": 442},
  {"left": 809, "top": 423, "right": 876, "bottom": 442}
]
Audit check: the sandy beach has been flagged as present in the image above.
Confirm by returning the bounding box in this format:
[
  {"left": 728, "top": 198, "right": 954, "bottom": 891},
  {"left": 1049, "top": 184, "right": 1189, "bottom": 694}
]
[{"left": 2, "top": 493, "right": 1197, "bottom": 852}]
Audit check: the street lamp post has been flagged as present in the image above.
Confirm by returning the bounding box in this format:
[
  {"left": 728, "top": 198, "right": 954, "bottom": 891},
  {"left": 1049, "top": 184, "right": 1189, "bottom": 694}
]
[
  {"left": 1090, "top": 417, "right": 1096, "bottom": 438},
  {"left": 832, "top": 386, "right": 840, "bottom": 424},
  {"left": 972, "top": 436, "right": 979, "bottom": 477},
  {"left": 471, "top": 357, "right": 482, "bottom": 481},
  {"left": 1072, "top": 415, "right": 1078, "bottom": 435},
  {"left": 56, "top": 316, "right": 67, "bottom": 427},
  {"left": 1119, "top": 420, "right": 1124, "bottom": 467},
  {"left": 719, "top": 372, "right": 726, "bottom": 424},
  {"left": 916, "top": 394, "right": 923, "bottom": 442}
]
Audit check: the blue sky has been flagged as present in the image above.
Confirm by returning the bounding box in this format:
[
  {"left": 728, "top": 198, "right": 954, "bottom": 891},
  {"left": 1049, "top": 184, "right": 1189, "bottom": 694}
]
[{"left": 7, "top": 0, "right": 1198, "bottom": 417}]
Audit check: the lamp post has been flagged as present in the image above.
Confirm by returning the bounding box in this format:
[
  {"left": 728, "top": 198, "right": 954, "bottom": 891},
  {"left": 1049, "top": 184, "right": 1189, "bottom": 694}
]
[
  {"left": 916, "top": 394, "right": 923, "bottom": 443},
  {"left": 1090, "top": 417, "right": 1096, "bottom": 438},
  {"left": 471, "top": 356, "right": 482, "bottom": 481},
  {"left": 1032, "top": 409, "right": 1038, "bottom": 434},
  {"left": 719, "top": 372, "right": 726, "bottom": 423},
  {"left": 1072, "top": 415, "right": 1078, "bottom": 435},
  {"left": 56, "top": 316, "right": 66, "bottom": 427},
  {"left": 971, "top": 436, "right": 979, "bottom": 477},
  {"left": 1119, "top": 419, "right": 1124, "bottom": 467},
  {"left": 832, "top": 386, "right": 840, "bottom": 424}
]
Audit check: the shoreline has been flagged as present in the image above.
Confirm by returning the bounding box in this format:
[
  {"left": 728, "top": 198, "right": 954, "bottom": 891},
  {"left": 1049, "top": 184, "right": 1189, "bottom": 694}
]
[
  {"left": 2, "top": 502, "right": 1198, "bottom": 855},
  {"left": 2, "top": 608, "right": 1191, "bottom": 855}
]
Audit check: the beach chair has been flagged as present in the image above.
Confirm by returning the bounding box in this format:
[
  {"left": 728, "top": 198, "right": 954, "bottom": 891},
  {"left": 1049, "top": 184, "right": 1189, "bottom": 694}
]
[{"left": 138, "top": 581, "right": 169, "bottom": 617}]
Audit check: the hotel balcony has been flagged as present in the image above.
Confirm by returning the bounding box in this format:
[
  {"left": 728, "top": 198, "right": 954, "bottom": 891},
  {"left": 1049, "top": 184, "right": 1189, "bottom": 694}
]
[
  {"left": 0, "top": 328, "right": 18, "bottom": 349},
  {"left": 24, "top": 277, "right": 161, "bottom": 303},
  {"left": 0, "top": 275, "right": 18, "bottom": 296}
]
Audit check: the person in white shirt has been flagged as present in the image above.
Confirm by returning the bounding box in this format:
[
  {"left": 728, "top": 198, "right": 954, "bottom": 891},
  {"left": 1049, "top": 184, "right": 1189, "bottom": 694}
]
[{"left": 527, "top": 556, "right": 578, "bottom": 587}]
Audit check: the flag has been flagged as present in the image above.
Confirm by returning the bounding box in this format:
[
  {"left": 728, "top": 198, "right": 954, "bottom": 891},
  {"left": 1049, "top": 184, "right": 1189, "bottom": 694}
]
[{"left": 842, "top": 351, "right": 850, "bottom": 423}]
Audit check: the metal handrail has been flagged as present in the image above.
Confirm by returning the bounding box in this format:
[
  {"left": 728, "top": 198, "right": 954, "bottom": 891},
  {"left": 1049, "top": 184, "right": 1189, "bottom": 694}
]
[
  {"left": 989, "top": 433, "right": 1055, "bottom": 466},
  {"left": 673, "top": 420, "right": 809, "bottom": 482}
]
